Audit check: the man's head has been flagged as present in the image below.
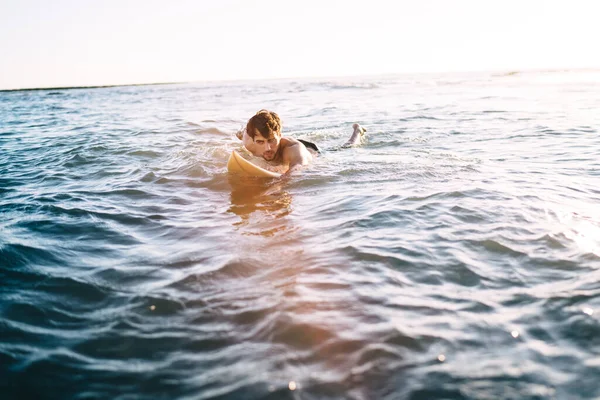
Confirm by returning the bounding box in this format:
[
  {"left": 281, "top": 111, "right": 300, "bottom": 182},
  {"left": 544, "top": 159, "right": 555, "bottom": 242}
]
[{"left": 246, "top": 110, "right": 281, "bottom": 161}]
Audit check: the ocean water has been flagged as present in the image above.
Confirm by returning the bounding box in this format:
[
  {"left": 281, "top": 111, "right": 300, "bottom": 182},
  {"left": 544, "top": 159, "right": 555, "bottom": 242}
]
[{"left": 1, "top": 70, "right": 600, "bottom": 400}]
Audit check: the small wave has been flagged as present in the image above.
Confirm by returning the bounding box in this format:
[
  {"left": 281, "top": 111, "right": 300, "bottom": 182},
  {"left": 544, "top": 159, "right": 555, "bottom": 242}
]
[
  {"left": 62, "top": 153, "right": 94, "bottom": 168},
  {"left": 140, "top": 171, "right": 158, "bottom": 182},
  {"left": 405, "top": 115, "right": 440, "bottom": 121},
  {"left": 194, "top": 127, "right": 229, "bottom": 135},
  {"left": 468, "top": 239, "right": 527, "bottom": 258},
  {"left": 534, "top": 126, "right": 561, "bottom": 135},
  {"left": 0, "top": 242, "right": 64, "bottom": 268},
  {"left": 127, "top": 150, "right": 161, "bottom": 158},
  {"left": 567, "top": 126, "right": 597, "bottom": 133},
  {"left": 404, "top": 188, "right": 486, "bottom": 202}
]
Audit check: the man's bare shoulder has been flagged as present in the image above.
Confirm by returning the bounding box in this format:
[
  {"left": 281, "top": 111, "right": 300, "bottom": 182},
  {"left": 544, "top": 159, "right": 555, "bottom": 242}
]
[
  {"left": 280, "top": 137, "right": 312, "bottom": 166},
  {"left": 280, "top": 136, "right": 302, "bottom": 147}
]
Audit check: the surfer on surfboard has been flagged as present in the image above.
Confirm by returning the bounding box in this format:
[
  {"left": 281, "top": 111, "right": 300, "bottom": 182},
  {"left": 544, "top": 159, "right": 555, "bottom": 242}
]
[{"left": 236, "top": 109, "right": 367, "bottom": 175}]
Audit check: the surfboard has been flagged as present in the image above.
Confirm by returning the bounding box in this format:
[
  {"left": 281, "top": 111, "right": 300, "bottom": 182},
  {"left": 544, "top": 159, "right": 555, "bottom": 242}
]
[{"left": 227, "top": 150, "right": 282, "bottom": 178}]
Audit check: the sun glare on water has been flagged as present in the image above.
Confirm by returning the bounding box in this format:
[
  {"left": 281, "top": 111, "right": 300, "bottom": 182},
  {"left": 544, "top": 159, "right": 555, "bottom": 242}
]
[{"left": 546, "top": 202, "right": 600, "bottom": 257}]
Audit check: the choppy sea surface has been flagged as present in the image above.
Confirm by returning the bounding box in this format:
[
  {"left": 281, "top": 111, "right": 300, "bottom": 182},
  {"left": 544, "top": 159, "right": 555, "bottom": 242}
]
[{"left": 1, "top": 70, "right": 600, "bottom": 400}]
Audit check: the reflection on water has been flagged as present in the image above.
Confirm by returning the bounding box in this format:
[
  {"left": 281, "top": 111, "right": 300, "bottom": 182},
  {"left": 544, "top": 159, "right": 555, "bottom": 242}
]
[{"left": 228, "top": 176, "right": 293, "bottom": 237}]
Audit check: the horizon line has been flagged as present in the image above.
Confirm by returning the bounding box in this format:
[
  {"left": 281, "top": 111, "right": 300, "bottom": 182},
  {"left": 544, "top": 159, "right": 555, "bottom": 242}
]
[{"left": 2, "top": 66, "right": 599, "bottom": 93}]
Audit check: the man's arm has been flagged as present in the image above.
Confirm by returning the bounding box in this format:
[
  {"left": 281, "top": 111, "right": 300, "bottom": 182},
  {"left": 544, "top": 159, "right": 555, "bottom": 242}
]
[{"left": 239, "top": 129, "right": 258, "bottom": 155}]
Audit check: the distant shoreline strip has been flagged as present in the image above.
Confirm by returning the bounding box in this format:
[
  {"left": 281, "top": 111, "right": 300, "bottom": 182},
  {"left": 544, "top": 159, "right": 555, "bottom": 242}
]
[{"left": 0, "top": 81, "right": 184, "bottom": 93}]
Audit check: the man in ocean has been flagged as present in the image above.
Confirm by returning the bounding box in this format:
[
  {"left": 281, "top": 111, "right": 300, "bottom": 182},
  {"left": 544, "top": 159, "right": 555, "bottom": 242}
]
[{"left": 236, "top": 109, "right": 366, "bottom": 175}]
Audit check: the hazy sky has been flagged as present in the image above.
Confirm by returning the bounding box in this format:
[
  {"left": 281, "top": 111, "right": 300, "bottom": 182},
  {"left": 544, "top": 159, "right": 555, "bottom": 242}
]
[{"left": 1, "top": 0, "right": 599, "bottom": 90}]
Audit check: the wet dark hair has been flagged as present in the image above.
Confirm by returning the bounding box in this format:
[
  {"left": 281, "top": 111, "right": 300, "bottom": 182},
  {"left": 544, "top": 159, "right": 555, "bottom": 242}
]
[{"left": 246, "top": 110, "right": 281, "bottom": 139}]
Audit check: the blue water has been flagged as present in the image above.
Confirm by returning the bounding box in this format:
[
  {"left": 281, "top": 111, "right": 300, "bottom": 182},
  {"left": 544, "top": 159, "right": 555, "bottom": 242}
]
[{"left": 1, "top": 70, "right": 600, "bottom": 399}]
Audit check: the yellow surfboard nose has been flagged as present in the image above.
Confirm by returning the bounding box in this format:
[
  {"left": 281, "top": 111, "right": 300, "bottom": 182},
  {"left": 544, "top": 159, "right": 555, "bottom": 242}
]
[{"left": 227, "top": 150, "right": 282, "bottom": 178}]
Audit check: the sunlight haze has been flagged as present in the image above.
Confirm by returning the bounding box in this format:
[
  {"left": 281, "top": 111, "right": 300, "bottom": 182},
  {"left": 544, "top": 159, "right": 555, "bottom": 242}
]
[{"left": 1, "top": 0, "right": 599, "bottom": 90}]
